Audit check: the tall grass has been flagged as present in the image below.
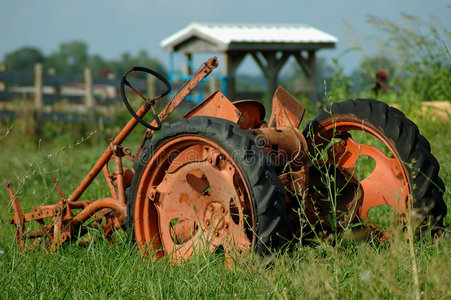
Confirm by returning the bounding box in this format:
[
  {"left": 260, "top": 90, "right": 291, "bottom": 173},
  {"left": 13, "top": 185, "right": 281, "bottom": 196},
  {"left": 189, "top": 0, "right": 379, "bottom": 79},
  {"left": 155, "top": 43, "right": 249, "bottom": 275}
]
[
  {"left": 0, "top": 93, "right": 449, "bottom": 299},
  {"left": 1, "top": 16, "right": 450, "bottom": 297}
]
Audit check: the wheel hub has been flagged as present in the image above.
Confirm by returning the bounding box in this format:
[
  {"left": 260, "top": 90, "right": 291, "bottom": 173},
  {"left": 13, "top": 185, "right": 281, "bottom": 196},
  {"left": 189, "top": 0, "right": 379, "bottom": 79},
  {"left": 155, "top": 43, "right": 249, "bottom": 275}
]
[{"left": 205, "top": 202, "right": 229, "bottom": 233}]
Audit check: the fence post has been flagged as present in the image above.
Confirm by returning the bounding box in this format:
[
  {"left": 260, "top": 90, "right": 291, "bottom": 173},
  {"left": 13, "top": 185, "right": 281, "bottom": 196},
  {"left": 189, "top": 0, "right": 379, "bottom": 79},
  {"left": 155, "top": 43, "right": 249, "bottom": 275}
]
[
  {"left": 209, "top": 75, "right": 217, "bottom": 95},
  {"left": 0, "top": 64, "right": 5, "bottom": 91},
  {"left": 34, "top": 63, "right": 43, "bottom": 136},
  {"left": 34, "top": 63, "right": 43, "bottom": 111},
  {"left": 146, "top": 73, "right": 156, "bottom": 98},
  {"left": 84, "top": 68, "right": 95, "bottom": 125}
]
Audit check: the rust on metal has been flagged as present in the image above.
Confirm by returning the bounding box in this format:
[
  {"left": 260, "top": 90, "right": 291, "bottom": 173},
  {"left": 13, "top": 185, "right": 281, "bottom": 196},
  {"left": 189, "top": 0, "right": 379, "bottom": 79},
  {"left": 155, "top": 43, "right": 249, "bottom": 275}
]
[
  {"left": 184, "top": 91, "right": 241, "bottom": 123},
  {"left": 7, "top": 57, "right": 218, "bottom": 253},
  {"left": 6, "top": 55, "right": 424, "bottom": 261},
  {"left": 232, "top": 100, "right": 266, "bottom": 129},
  {"left": 253, "top": 126, "right": 309, "bottom": 168},
  {"left": 310, "top": 117, "right": 412, "bottom": 238},
  {"left": 69, "top": 57, "right": 218, "bottom": 203},
  {"left": 133, "top": 136, "right": 254, "bottom": 260},
  {"left": 321, "top": 123, "right": 410, "bottom": 222},
  {"left": 7, "top": 182, "right": 25, "bottom": 250},
  {"left": 268, "top": 86, "right": 305, "bottom": 128}
]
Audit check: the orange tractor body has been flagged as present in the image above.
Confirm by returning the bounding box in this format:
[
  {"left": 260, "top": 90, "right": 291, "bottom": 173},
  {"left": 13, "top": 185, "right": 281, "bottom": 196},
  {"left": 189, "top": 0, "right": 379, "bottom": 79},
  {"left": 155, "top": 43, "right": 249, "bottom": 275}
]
[{"left": 7, "top": 57, "right": 446, "bottom": 259}]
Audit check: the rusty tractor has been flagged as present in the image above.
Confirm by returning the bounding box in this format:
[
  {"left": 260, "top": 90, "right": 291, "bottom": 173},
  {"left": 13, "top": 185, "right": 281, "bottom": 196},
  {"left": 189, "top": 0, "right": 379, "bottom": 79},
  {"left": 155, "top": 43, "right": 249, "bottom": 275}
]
[{"left": 7, "top": 57, "right": 447, "bottom": 260}]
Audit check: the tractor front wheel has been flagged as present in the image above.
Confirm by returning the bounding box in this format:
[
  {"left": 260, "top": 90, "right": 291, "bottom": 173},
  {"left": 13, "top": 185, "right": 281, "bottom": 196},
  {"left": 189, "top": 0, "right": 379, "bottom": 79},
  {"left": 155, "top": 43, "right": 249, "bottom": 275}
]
[{"left": 127, "top": 117, "right": 288, "bottom": 260}]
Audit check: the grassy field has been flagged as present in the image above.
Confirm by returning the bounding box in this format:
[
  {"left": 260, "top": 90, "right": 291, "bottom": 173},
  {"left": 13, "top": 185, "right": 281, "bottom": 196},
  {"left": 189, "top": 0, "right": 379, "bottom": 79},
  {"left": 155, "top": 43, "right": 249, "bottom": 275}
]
[{"left": 0, "top": 98, "right": 450, "bottom": 299}]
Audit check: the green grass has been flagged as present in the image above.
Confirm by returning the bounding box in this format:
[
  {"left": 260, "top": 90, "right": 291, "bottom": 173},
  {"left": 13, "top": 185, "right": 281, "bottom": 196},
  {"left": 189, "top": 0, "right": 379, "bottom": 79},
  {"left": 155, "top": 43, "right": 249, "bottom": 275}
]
[{"left": 0, "top": 102, "right": 450, "bottom": 299}]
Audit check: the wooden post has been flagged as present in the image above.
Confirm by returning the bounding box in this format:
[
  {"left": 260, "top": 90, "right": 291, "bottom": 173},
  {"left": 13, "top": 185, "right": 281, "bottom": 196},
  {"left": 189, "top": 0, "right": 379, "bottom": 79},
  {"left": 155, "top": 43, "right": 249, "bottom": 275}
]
[
  {"left": 251, "top": 51, "right": 290, "bottom": 106},
  {"left": 223, "top": 51, "right": 247, "bottom": 100},
  {"left": 182, "top": 53, "right": 192, "bottom": 77},
  {"left": 34, "top": 63, "right": 43, "bottom": 136},
  {"left": 0, "top": 64, "right": 5, "bottom": 91},
  {"left": 307, "top": 50, "right": 317, "bottom": 104},
  {"left": 264, "top": 52, "right": 279, "bottom": 97},
  {"left": 209, "top": 75, "right": 217, "bottom": 95},
  {"left": 34, "top": 63, "right": 43, "bottom": 111},
  {"left": 146, "top": 73, "right": 156, "bottom": 98},
  {"left": 294, "top": 50, "right": 317, "bottom": 104},
  {"left": 84, "top": 68, "right": 95, "bottom": 125}
]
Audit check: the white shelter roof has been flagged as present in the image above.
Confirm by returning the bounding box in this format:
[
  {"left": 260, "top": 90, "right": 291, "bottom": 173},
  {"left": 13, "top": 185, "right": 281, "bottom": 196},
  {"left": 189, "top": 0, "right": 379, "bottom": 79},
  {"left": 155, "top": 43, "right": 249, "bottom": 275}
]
[{"left": 161, "top": 23, "right": 338, "bottom": 52}]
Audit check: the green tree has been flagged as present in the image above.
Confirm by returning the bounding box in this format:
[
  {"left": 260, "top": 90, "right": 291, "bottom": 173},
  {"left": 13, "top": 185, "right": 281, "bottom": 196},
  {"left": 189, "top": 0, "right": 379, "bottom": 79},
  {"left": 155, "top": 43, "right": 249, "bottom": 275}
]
[
  {"left": 2, "top": 41, "right": 168, "bottom": 80},
  {"left": 110, "top": 50, "right": 167, "bottom": 78},
  {"left": 88, "top": 54, "right": 111, "bottom": 78},
  {"left": 2, "top": 47, "right": 44, "bottom": 71},
  {"left": 46, "top": 41, "right": 89, "bottom": 74}
]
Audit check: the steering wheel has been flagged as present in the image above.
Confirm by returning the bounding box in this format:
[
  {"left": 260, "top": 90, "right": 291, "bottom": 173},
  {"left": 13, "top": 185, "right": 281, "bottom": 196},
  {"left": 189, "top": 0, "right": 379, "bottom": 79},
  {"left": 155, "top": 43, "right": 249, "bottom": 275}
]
[{"left": 120, "top": 66, "right": 171, "bottom": 130}]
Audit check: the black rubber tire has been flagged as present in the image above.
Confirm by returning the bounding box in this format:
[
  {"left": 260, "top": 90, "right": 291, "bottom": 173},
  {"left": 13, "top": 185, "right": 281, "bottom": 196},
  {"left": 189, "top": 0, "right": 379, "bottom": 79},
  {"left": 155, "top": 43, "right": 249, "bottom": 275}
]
[
  {"left": 126, "top": 116, "right": 289, "bottom": 254},
  {"left": 303, "top": 98, "right": 447, "bottom": 232}
]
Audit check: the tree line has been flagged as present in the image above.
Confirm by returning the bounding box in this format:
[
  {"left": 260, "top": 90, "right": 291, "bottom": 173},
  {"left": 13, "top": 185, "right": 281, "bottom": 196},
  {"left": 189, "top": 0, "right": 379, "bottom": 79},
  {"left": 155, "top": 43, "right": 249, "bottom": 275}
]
[{"left": 1, "top": 41, "right": 166, "bottom": 79}]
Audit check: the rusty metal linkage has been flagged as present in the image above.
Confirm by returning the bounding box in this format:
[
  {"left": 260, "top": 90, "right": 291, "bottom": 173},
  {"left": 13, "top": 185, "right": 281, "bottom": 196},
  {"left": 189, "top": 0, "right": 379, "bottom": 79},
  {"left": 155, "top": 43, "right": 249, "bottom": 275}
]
[{"left": 7, "top": 57, "right": 218, "bottom": 251}]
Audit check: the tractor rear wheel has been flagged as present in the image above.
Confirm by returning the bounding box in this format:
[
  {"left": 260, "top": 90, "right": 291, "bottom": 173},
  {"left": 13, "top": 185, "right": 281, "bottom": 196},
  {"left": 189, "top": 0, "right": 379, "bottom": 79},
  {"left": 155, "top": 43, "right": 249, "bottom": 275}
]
[
  {"left": 127, "top": 117, "right": 288, "bottom": 260},
  {"left": 303, "top": 99, "right": 446, "bottom": 237}
]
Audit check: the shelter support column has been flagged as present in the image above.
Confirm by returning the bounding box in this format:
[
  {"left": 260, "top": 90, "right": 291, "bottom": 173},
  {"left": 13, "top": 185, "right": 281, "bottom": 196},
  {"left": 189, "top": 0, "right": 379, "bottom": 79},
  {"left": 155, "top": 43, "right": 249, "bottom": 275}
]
[
  {"left": 294, "top": 50, "right": 317, "bottom": 104},
  {"left": 223, "top": 52, "right": 246, "bottom": 100},
  {"left": 182, "top": 53, "right": 192, "bottom": 77},
  {"left": 251, "top": 51, "right": 290, "bottom": 97}
]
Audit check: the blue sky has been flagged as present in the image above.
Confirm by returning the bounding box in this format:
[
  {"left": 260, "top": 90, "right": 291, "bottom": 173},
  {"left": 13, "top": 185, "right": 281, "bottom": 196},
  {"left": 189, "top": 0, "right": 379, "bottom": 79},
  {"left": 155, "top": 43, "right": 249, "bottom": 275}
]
[{"left": 1, "top": 0, "right": 449, "bottom": 74}]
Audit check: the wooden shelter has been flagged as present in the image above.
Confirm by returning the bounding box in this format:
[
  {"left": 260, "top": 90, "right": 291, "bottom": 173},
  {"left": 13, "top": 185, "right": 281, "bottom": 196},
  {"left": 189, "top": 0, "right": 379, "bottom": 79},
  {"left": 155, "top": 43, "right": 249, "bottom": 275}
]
[{"left": 161, "top": 23, "right": 337, "bottom": 102}]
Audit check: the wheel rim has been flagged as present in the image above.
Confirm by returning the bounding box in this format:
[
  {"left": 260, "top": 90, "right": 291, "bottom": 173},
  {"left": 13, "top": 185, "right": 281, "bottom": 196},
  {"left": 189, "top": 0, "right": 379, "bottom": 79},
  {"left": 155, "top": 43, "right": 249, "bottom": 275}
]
[
  {"left": 312, "top": 118, "right": 411, "bottom": 234},
  {"left": 133, "top": 135, "right": 255, "bottom": 260}
]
